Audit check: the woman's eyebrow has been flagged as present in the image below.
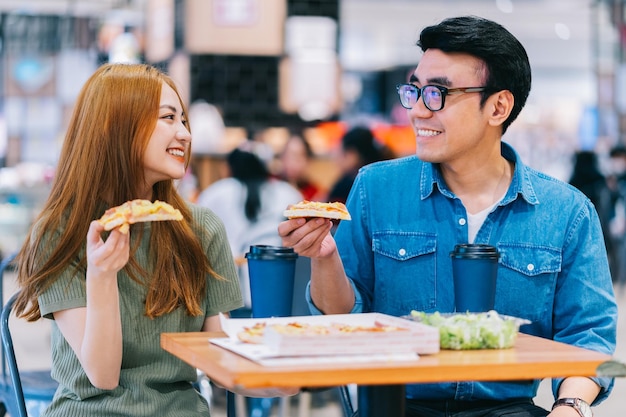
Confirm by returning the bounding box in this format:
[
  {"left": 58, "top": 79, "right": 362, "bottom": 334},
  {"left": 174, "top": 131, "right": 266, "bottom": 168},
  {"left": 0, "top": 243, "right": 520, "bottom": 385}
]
[{"left": 160, "top": 104, "right": 178, "bottom": 113}]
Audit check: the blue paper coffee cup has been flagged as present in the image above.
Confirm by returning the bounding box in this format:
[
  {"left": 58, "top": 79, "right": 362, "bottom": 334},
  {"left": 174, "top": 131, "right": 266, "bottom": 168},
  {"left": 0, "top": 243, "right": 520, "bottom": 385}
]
[
  {"left": 450, "top": 244, "right": 500, "bottom": 313},
  {"left": 245, "top": 245, "right": 298, "bottom": 318}
]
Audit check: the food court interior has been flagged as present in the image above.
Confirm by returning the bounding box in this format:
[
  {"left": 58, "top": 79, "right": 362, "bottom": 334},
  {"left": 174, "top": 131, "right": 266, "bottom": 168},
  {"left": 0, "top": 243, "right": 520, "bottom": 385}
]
[{"left": 1, "top": 0, "right": 626, "bottom": 416}]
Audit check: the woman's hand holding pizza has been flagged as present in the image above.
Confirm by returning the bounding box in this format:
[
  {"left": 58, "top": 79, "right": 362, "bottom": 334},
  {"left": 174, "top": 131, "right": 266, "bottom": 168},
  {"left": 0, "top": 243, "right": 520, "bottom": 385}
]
[
  {"left": 86, "top": 220, "right": 130, "bottom": 281},
  {"left": 86, "top": 199, "right": 182, "bottom": 281}
]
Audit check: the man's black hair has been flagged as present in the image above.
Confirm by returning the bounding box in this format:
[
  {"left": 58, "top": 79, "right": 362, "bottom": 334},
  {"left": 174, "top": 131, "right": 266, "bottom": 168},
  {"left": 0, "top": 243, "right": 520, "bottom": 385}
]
[{"left": 418, "top": 16, "right": 532, "bottom": 134}]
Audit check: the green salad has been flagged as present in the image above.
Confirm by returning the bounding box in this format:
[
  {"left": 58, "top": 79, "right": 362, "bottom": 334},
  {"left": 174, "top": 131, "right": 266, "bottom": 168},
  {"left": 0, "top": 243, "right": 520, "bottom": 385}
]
[{"left": 409, "top": 310, "right": 530, "bottom": 350}]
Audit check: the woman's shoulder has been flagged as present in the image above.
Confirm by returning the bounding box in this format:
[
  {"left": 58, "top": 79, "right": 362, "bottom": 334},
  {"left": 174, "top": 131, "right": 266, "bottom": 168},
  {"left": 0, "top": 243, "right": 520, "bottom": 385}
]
[
  {"left": 187, "top": 201, "right": 218, "bottom": 217},
  {"left": 186, "top": 203, "right": 226, "bottom": 231}
]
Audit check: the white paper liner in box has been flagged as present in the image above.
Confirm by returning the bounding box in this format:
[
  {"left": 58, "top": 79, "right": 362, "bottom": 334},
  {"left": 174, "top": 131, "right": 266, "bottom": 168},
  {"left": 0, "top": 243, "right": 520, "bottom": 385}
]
[
  {"left": 217, "top": 312, "right": 440, "bottom": 357},
  {"left": 210, "top": 337, "right": 421, "bottom": 367}
]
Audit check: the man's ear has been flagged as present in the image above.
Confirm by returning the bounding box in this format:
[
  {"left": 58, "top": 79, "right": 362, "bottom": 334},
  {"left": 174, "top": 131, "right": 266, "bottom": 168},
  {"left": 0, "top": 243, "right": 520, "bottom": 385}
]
[{"left": 488, "top": 90, "right": 514, "bottom": 128}]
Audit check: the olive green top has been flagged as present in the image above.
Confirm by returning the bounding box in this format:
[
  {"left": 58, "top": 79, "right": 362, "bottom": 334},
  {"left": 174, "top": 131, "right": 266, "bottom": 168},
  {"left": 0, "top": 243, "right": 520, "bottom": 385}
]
[{"left": 38, "top": 204, "right": 243, "bottom": 417}]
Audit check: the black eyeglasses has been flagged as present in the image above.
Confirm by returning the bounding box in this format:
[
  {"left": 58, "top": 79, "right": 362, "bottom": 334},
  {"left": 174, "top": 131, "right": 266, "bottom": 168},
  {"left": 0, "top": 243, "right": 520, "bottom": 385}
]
[{"left": 396, "top": 84, "right": 486, "bottom": 112}]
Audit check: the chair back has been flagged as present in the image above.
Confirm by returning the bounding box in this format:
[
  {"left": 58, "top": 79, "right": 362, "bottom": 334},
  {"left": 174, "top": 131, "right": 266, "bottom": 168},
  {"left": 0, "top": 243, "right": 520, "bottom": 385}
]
[
  {"left": 0, "top": 253, "right": 58, "bottom": 417},
  {"left": 0, "top": 253, "right": 17, "bottom": 382},
  {"left": 1, "top": 291, "right": 28, "bottom": 417}
]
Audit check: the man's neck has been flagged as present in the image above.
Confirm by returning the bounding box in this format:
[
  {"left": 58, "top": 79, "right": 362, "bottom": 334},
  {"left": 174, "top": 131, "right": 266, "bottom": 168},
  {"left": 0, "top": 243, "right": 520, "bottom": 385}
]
[{"left": 442, "top": 157, "right": 513, "bottom": 215}]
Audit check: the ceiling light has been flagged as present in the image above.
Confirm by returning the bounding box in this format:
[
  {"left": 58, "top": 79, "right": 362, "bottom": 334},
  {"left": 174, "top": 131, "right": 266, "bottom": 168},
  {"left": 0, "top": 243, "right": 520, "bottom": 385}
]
[{"left": 554, "top": 23, "right": 571, "bottom": 40}]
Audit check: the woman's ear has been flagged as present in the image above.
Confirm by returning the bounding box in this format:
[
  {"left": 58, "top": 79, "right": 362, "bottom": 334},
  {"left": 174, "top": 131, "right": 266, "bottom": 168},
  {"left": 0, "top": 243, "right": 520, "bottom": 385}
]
[{"left": 488, "top": 90, "right": 514, "bottom": 128}]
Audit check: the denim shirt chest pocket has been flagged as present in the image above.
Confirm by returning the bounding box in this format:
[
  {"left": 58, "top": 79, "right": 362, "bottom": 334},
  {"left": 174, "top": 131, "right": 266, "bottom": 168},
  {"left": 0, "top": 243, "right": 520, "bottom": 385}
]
[
  {"left": 496, "top": 243, "right": 561, "bottom": 322},
  {"left": 372, "top": 232, "right": 437, "bottom": 316}
]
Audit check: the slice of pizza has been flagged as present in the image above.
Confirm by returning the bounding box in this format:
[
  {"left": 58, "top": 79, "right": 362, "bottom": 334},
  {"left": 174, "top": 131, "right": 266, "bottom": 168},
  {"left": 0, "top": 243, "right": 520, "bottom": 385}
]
[
  {"left": 237, "top": 322, "right": 266, "bottom": 344},
  {"left": 283, "top": 200, "right": 351, "bottom": 221},
  {"left": 236, "top": 320, "right": 407, "bottom": 344},
  {"left": 97, "top": 199, "right": 183, "bottom": 233}
]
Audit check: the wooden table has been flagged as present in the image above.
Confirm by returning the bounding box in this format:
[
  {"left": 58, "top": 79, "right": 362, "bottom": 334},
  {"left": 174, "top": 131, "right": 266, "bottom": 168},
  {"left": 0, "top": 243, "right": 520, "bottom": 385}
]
[{"left": 161, "top": 332, "right": 611, "bottom": 417}]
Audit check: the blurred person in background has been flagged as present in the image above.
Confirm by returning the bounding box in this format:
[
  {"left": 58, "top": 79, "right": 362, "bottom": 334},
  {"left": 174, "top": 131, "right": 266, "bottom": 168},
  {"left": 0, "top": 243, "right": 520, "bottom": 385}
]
[
  {"left": 197, "top": 142, "right": 302, "bottom": 309},
  {"left": 196, "top": 141, "right": 302, "bottom": 417},
  {"left": 12, "top": 63, "right": 295, "bottom": 417},
  {"left": 607, "top": 145, "right": 626, "bottom": 284},
  {"left": 278, "top": 128, "right": 324, "bottom": 201},
  {"left": 175, "top": 101, "right": 228, "bottom": 203},
  {"left": 569, "top": 150, "right": 616, "bottom": 279},
  {"left": 327, "top": 125, "right": 391, "bottom": 203}
]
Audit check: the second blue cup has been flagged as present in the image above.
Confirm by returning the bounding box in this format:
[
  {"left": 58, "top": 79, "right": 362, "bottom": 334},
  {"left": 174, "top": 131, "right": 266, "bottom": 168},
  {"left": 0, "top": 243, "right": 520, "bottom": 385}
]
[
  {"left": 245, "top": 245, "right": 298, "bottom": 318},
  {"left": 450, "top": 244, "right": 500, "bottom": 313}
]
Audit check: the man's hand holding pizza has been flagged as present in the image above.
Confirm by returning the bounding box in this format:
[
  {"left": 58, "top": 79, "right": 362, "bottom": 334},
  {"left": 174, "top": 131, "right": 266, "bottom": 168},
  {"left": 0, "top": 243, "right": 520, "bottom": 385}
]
[
  {"left": 279, "top": 216, "right": 336, "bottom": 259},
  {"left": 279, "top": 200, "right": 350, "bottom": 259},
  {"left": 278, "top": 201, "right": 355, "bottom": 315}
]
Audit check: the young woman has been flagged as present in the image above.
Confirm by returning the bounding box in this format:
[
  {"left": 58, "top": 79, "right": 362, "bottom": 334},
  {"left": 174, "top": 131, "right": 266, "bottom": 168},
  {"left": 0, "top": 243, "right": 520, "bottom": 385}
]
[{"left": 12, "top": 63, "right": 292, "bottom": 417}]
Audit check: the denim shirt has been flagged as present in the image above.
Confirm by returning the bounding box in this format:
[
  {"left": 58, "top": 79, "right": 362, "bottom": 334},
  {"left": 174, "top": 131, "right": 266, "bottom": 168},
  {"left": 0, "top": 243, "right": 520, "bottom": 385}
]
[{"left": 307, "top": 142, "right": 617, "bottom": 404}]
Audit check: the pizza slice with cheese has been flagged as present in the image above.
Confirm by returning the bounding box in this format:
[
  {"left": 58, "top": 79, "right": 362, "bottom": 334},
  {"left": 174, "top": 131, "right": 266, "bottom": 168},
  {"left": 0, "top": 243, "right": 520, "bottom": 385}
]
[
  {"left": 283, "top": 200, "right": 351, "bottom": 221},
  {"left": 237, "top": 322, "right": 266, "bottom": 344},
  {"left": 237, "top": 320, "right": 407, "bottom": 344},
  {"left": 97, "top": 199, "right": 183, "bottom": 234}
]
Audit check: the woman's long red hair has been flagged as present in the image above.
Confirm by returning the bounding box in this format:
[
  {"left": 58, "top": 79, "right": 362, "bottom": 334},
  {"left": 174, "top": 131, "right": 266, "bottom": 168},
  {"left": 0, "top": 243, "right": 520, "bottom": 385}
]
[{"left": 14, "top": 63, "right": 215, "bottom": 321}]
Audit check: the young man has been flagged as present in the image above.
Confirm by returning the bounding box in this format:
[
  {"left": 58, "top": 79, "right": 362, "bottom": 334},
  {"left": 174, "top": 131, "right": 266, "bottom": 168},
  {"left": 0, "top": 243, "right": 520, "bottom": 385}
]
[{"left": 279, "top": 16, "right": 617, "bottom": 417}]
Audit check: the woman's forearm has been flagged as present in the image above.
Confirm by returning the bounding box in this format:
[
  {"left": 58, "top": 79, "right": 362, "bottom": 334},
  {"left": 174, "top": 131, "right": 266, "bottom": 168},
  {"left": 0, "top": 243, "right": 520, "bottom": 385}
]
[{"left": 82, "top": 273, "right": 123, "bottom": 389}]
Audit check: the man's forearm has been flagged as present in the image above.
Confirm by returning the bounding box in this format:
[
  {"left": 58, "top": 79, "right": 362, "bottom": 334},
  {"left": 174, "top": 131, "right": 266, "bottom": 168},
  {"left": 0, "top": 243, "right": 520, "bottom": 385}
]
[
  {"left": 310, "top": 251, "right": 355, "bottom": 314},
  {"left": 556, "top": 376, "right": 600, "bottom": 405}
]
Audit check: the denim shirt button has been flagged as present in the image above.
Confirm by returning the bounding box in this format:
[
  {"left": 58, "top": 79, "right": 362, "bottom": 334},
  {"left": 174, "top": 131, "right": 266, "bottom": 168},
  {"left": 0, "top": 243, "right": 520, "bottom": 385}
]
[
  {"left": 458, "top": 218, "right": 467, "bottom": 226},
  {"left": 398, "top": 248, "right": 407, "bottom": 256},
  {"left": 527, "top": 264, "right": 535, "bottom": 271}
]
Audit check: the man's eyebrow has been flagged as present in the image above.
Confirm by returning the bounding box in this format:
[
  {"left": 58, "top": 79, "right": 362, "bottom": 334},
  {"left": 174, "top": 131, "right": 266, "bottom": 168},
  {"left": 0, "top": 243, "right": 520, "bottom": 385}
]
[
  {"left": 408, "top": 74, "right": 452, "bottom": 86},
  {"left": 428, "top": 76, "right": 451, "bottom": 86}
]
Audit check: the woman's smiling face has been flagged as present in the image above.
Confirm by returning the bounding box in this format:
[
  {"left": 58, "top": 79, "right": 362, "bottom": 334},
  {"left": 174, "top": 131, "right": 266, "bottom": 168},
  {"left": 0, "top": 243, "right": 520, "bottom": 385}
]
[{"left": 142, "top": 82, "right": 191, "bottom": 192}]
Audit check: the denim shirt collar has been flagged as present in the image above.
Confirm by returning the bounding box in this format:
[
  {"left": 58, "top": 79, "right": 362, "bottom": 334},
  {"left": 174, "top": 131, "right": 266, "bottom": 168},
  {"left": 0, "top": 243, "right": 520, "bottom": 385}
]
[{"left": 420, "top": 141, "right": 539, "bottom": 206}]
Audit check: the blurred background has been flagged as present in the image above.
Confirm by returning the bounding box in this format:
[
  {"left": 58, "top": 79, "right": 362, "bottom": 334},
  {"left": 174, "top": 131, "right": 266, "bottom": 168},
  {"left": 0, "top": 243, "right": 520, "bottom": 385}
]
[
  {"left": 0, "top": 0, "right": 624, "bottom": 250},
  {"left": 0, "top": 1, "right": 623, "bottom": 210},
  {"left": 1, "top": 1, "right": 626, "bottom": 416}
]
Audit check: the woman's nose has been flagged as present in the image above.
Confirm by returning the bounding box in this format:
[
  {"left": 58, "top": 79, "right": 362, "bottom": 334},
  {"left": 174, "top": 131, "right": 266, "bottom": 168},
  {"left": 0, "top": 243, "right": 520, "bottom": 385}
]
[{"left": 176, "top": 129, "right": 191, "bottom": 142}]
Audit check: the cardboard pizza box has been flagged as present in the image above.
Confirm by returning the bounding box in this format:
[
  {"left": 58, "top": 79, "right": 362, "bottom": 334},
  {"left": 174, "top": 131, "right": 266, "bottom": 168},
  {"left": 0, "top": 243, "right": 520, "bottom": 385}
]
[{"left": 219, "top": 312, "right": 440, "bottom": 357}]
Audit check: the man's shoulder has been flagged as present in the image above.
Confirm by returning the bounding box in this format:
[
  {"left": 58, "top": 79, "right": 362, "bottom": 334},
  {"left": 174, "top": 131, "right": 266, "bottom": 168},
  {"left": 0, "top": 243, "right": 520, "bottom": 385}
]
[
  {"left": 351, "top": 156, "right": 423, "bottom": 202},
  {"left": 523, "top": 164, "right": 578, "bottom": 191},
  {"left": 520, "top": 163, "right": 593, "bottom": 208},
  {"left": 359, "top": 155, "right": 421, "bottom": 176}
]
